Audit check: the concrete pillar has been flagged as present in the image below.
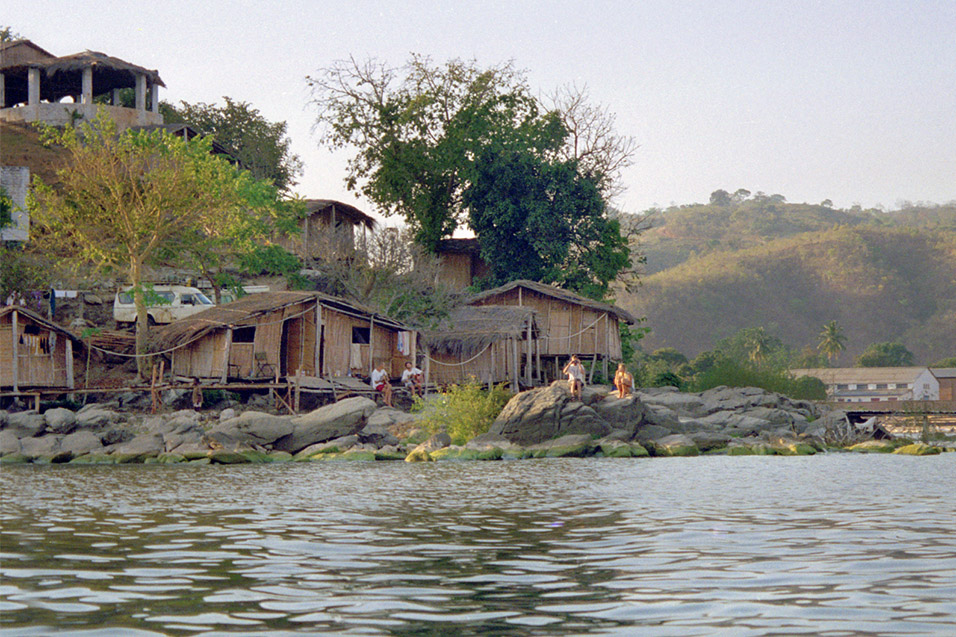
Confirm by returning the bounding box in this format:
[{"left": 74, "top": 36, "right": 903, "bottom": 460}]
[
  {"left": 28, "top": 67, "right": 41, "bottom": 106},
  {"left": 150, "top": 84, "right": 159, "bottom": 113},
  {"left": 112, "top": 88, "right": 121, "bottom": 105},
  {"left": 81, "top": 67, "right": 93, "bottom": 104},
  {"left": 0, "top": 73, "right": 5, "bottom": 108},
  {"left": 135, "top": 74, "right": 146, "bottom": 110}
]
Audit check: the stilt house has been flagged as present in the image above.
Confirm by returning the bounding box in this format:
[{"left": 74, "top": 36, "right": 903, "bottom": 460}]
[
  {"left": 153, "top": 291, "right": 414, "bottom": 382},
  {"left": 420, "top": 305, "right": 539, "bottom": 390},
  {"left": 467, "top": 280, "right": 638, "bottom": 382},
  {"left": 1, "top": 305, "right": 81, "bottom": 391},
  {"left": 278, "top": 199, "right": 377, "bottom": 266}
]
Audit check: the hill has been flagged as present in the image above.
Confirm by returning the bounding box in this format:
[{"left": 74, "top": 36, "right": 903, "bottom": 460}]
[
  {"left": 0, "top": 120, "right": 66, "bottom": 186},
  {"left": 620, "top": 197, "right": 956, "bottom": 364}
]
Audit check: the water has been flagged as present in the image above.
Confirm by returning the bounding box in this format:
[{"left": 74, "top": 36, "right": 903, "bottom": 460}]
[{"left": 2, "top": 454, "right": 955, "bottom": 635}]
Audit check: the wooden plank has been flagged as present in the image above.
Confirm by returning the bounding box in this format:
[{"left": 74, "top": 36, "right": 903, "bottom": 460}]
[
  {"left": 12, "top": 309, "right": 18, "bottom": 392},
  {"left": 65, "top": 337, "right": 74, "bottom": 390},
  {"left": 221, "top": 328, "right": 232, "bottom": 383}
]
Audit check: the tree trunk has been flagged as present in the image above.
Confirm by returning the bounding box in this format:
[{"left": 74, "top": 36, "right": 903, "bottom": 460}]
[{"left": 131, "top": 259, "right": 150, "bottom": 380}]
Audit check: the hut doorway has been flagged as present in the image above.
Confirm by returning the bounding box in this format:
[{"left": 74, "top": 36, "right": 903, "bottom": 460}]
[{"left": 281, "top": 317, "right": 306, "bottom": 377}]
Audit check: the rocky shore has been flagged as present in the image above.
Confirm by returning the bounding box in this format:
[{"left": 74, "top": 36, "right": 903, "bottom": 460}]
[{"left": 1, "top": 383, "right": 949, "bottom": 465}]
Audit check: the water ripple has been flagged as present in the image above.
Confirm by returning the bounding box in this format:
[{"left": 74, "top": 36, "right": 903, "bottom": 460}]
[{"left": 1, "top": 454, "right": 954, "bottom": 634}]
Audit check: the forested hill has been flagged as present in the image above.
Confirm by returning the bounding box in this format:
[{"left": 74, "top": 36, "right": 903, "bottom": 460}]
[{"left": 619, "top": 195, "right": 956, "bottom": 364}]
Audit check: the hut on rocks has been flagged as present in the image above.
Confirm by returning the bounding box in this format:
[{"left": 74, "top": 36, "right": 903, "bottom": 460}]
[
  {"left": 153, "top": 291, "right": 414, "bottom": 383},
  {"left": 467, "top": 280, "right": 638, "bottom": 382},
  {"left": 1, "top": 305, "right": 82, "bottom": 392},
  {"left": 420, "top": 305, "right": 539, "bottom": 391}
]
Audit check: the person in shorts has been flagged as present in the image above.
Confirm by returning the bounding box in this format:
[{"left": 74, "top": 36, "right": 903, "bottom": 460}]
[
  {"left": 614, "top": 363, "right": 634, "bottom": 398},
  {"left": 562, "top": 355, "right": 586, "bottom": 401},
  {"left": 401, "top": 361, "right": 424, "bottom": 397},
  {"left": 370, "top": 362, "right": 393, "bottom": 407}
]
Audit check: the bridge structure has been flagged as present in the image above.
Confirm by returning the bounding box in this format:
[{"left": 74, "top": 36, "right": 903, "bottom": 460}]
[{"left": 829, "top": 401, "right": 956, "bottom": 437}]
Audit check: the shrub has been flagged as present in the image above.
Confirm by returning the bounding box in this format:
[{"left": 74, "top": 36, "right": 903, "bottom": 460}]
[
  {"left": 414, "top": 379, "right": 512, "bottom": 445},
  {"left": 687, "top": 358, "right": 826, "bottom": 400}
]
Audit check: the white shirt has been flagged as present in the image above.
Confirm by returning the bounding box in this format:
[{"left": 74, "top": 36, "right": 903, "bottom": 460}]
[
  {"left": 371, "top": 368, "right": 389, "bottom": 386},
  {"left": 401, "top": 367, "right": 423, "bottom": 384}
]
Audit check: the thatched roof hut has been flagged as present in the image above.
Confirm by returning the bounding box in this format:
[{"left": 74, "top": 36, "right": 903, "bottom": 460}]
[
  {"left": 420, "top": 305, "right": 539, "bottom": 389},
  {"left": 154, "top": 291, "right": 413, "bottom": 382},
  {"left": 467, "top": 279, "right": 638, "bottom": 382},
  {"left": 429, "top": 238, "right": 490, "bottom": 290},
  {"left": 1, "top": 305, "right": 82, "bottom": 391},
  {"left": 277, "top": 199, "right": 378, "bottom": 265}
]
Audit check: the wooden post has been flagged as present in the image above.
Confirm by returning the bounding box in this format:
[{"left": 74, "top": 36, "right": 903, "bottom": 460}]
[
  {"left": 602, "top": 313, "right": 610, "bottom": 380},
  {"left": 525, "top": 315, "right": 532, "bottom": 386},
  {"left": 11, "top": 309, "right": 19, "bottom": 392},
  {"left": 424, "top": 346, "right": 431, "bottom": 396},
  {"left": 294, "top": 369, "right": 302, "bottom": 413},
  {"left": 368, "top": 315, "right": 375, "bottom": 377},
  {"left": 536, "top": 336, "right": 542, "bottom": 384},
  {"left": 221, "top": 328, "right": 233, "bottom": 384},
  {"left": 511, "top": 337, "right": 519, "bottom": 393},
  {"left": 314, "top": 303, "right": 322, "bottom": 377},
  {"left": 302, "top": 216, "right": 310, "bottom": 267},
  {"left": 65, "top": 337, "right": 75, "bottom": 390},
  {"left": 491, "top": 342, "right": 497, "bottom": 386}
]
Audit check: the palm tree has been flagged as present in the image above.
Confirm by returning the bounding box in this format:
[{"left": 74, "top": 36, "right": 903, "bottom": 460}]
[{"left": 817, "top": 320, "right": 847, "bottom": 365}]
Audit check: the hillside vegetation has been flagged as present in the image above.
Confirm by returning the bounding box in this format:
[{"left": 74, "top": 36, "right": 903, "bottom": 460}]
[{"left": 621, "top": 195, "right": 956, "bottom": 364}]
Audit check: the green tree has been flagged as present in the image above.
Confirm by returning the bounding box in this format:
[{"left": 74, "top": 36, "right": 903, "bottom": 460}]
[
  {"left": 930, "top": 356, "right": 956, "bottom": 368},
  {"left": 857, "top": 341, "right": 915, "bottom": 367},
  {"left": 161, "top": 97, "right": 302, "bottom": 192},
  {"left": 29, "top": 112, "right": 290, "bottom": 377},
  {"left": 0, "top": 26, "right": 21, "bottom": 42},
  {"left": 817, "top": 320, "right": 847, "bottom": 364}
]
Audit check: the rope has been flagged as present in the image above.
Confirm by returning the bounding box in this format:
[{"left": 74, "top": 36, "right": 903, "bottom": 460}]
[
  {"left": 543, "top": 313, "right": 605, "bottom": 341},
  {"left": 424, "top": 342, "right": 492, "bottom": 367},
  {"left": 87, "top": 304, "right": 318, "bottom": 358}
]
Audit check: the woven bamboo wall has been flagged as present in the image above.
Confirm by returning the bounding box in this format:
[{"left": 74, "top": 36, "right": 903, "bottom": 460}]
[
  {"left": 0, "top": 314, "right": 71, "bottom": 388},
  {"left": 427, "top": 339, "right": 513, "bottom": 386}
]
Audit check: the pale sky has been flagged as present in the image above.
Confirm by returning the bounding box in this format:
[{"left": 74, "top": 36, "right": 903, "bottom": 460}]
[{"left": 8, "top": 1, "right": 956, "bottom": 221}]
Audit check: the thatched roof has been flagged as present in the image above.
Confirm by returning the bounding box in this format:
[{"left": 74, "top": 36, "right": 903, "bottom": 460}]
[
  {"left": 153, "top": 291, "right": 408, "bottom": 351},
  {"left": 468, "top": 279, "right": 638, "bottom": 324},
  {"left": 436, "top": 238, "right": 481, "bottom": 254},
  {"left": 0, "top": 305, "right": 83, "bottom": 346},
  {"left": 421, "top": 305, "right": 538, "bottom": 356},
  {"left": 1, "top": 46, "right": 164, "bottom": 107},
  {"left": 304, "top": 199, "right": 377, "bottom": 230}
]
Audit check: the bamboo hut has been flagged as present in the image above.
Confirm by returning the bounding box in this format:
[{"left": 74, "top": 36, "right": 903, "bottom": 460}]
[
  {"left": 277, "top": 199, "right": 377, "bottom": 266},
  {"left": 467, "top": 280, "right": 638, "bottom": 382},
  {"left": 1, "top": 306, "right": 81, "bottom": 391},
  {"left": 153, "top": 291, "right": 414, "bottom": 382},
  {"left": 431, "top": 238, "right": 490, "bottom": 290},
  {"left": 420, "top": 306, "right": 539, "bottom": 391}
]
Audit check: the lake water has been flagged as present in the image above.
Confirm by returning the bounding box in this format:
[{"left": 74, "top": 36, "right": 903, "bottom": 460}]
[{"left": 2, "top": 454, "right": 955, "bottom": 635}]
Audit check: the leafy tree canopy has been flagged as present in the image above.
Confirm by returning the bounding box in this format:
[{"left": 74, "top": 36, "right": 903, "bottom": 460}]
[
  {"left": 28, "top": 112, "right": 293, "bottom": 376},
  {"left": 0, "top": 26, "right": 21, "bottom": 42},
  {"left": 308, "top": 55, "right": 635, "bottom": 299},
  {"left": 856, "top": 341, "right": 915, "bottom": 367},
  {"left": 161, "top": 97, "right": 302, "bottom": 192}
]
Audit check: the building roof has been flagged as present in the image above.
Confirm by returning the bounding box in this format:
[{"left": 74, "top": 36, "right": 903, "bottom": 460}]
[
  {"left": 303, "top": 199, "right": 376, "bottom": 230},
  {"left": 421, "top": 305, "right": 538, "bottom": 356},
  {"left": 791, "top": 367, "right": 933, "bottom": 384},
  {"left": 931, "top": 368, "right": 956, "bottom": 379},
  {"left": 153, "top": 291, "right": 407, "bottom": 351},
  {"left": 468, "top": 279, "right": 638, "bottom": 324},
  {"left": 0, "top": 39, "right": 56, "bottom": 67},
  {"left": 0, "top": 305, "right": 83, "bottom": 346},
  {"left": 436, "top": 238, "right": 481, "bottom": 254}
]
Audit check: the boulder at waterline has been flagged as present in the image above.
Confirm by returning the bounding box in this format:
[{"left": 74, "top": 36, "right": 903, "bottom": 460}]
[
  {"left": 59, "top": 430, "right": 105, "bottom": 457},
  {"left": 646, "top": 434, "right": 699, "bottom": 457},
  {"left": 207, "top": 411, "right": 293, "bottom": 450},
  {"left": 0, "top": 430, "right": 21, "bottom": 456},
  {"left": 274, "top": 397, "right": 376, "bottom": 453},
  {"left": 489, "top": 383, "right": 612, "bottom": 446},
  {"left": 893, "top": 443, "right": 942, "bottom": 456},
  {"left": 4, "top": 412, "right": 46, "bottom": 438},
  {"left": 527, "top": 433, "right": 595, "bottom": 458}
]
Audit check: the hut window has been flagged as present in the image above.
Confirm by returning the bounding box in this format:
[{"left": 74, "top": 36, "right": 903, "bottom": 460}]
[
  {"left": 233, "top": 326, "right": 256, "bottom": 343},
  {"left": 352, "top": 327, "right": 370, "bottom": 344}
]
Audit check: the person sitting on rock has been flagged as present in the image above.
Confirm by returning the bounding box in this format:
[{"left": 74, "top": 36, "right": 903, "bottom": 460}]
[
  {"left": 562, "top": 355, "right": 586, "bottom": 401},
  {"left": 401, "top": 361, "right": 424, "bottom": 397},
  {"left": 614, "top": 363, "right": 634, "bottom": 398},
  {"left": 370, "top": 362, "right": 393, "bottom": 407},
  {"left": 191, "top": 378, "right": 203, "bottom": 410}
]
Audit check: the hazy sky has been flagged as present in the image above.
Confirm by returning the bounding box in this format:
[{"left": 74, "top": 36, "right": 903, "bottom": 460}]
[{"left": 8, "top": 1, "right": 956, "bottom": 219}]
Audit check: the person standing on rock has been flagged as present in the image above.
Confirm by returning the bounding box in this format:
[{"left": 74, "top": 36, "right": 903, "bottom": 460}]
[
  {"left": 371, "top": 362, "right": 393, "bottom": 407},
  {"left": 191, "top": 378, "right": 203, "bottom": 410},
  {"left": 563, "top": 355, "right": 586, "bottom": 401},
  {"left": 614, "top": 363, "right": 634, "bottom": 398}
]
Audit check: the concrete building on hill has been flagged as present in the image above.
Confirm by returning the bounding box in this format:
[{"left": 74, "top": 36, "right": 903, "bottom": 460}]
[
  {"left": 791, "top": 367, "right": 940, "bottom": 403},
  {"left": 0, "top": 39, "right": 164, "bottom": 130}
]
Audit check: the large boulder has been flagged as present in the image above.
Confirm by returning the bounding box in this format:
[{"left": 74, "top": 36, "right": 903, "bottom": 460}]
[
  {"left": 0, "top": 430, "right": 22, "bottom": 456},
  {"left": 273, "top": 397, "right": 376, "bottom": 453},
  {"left": 527, "top": 433, "right": 596, "bottom": 458},
  {"left": 59, "top": 430, "right": 105, "bottom": 457},
  {"left": 44, "top": 408, "right": 77, "bottom": 434},
  {"left": 636, "top": 388, "right": 715, "bottom": 418},
  {"left": 646, "top": 433, "right": 699, "bottom": 457},
  {"left": 107, "top": 433, "right": 165, "bottom": 461},
  {"left": 20, "top": 434, "right": 65, "bottom": 461},
  {"left": 591, "top": 396, "right": 647, "bottom": 437},
  {"left": 357, "top": 423, "right": 399, "bottom": 447},
  {"left": 76, "top": 405, "right": 123, "bottom": 428},
  {"left": 206, "top": 411, "right": 293, "bottom": 450},
  {"left": 5, "top": 412, "right": 46, "bottom": 438},
  {"left": 488, "top": 383, "right": 612, "bottom": 446}
]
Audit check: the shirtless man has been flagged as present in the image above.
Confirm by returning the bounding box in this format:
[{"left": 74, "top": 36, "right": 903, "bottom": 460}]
[{"left": 614, "top": 363, "right": 634, "bottom": 398}]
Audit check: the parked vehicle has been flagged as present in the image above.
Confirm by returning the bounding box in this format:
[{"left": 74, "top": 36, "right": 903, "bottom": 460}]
[{"left": 113, "top": 285, "right": 213, "bottom": 329}]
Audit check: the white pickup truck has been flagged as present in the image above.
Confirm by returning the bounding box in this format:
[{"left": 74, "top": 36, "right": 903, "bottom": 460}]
[{"left": 113, "top": 285, "right": 213, "bottom": 329}]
